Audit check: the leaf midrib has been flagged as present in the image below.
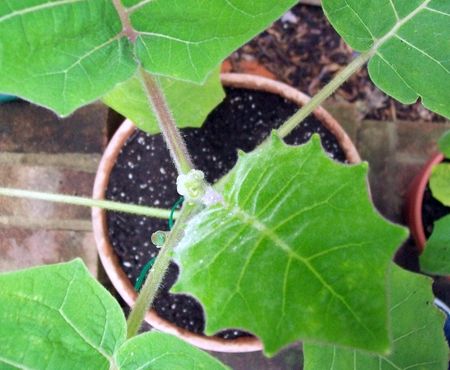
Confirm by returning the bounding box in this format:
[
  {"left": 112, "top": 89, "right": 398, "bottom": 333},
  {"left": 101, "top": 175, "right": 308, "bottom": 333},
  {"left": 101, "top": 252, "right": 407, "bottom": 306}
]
[
  {"left": 1, "top": 279, "right": 113, "bottom": 365},
  {"left": 369, "top": 0, "right": 432, "bottom": 53},
  {"left": 225, "top": 203, "right": 376, "bottom": 340}
]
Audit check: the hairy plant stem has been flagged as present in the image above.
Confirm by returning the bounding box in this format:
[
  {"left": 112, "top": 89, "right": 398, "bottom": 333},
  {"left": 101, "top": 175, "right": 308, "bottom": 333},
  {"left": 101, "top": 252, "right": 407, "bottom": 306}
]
[
  {"left": 214, "top": 52, "right": 371, "bottom": 191},
  {"left": 126, "top": 202, "right": 196, "bottom": 338},
  {"left": 112, "top": 0, "right": 138, "bottom": 42},
  {"left": 0, "top": 187, "right": 176, "bottom": 219},
  {"left": 274, "top": 51, "right": 371, "bottom": 141},
  {"left": 139, "top": 68, "right": 194, "bottom": 174}
]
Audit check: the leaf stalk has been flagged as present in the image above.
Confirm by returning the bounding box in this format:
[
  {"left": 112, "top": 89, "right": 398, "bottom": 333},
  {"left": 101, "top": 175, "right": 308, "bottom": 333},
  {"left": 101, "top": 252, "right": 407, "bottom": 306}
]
[
  {"left": 0, "top": 187, "right": 175, "bottom": 219},
  {"left": 138, "top": 68, "right": 194, "bottom": 175},
  {"left": 274, "top": 51, "right": 372, "bottom": 140},
  {"left": 126, "top": 202, "right": 197, "bottom": 338}
]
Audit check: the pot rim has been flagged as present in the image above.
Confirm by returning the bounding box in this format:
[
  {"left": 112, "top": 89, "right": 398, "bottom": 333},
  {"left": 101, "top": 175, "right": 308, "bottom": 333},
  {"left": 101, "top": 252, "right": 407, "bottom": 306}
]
[
  {"left": 92, "top": 72, "right": 361, "bottom": 353},
  {"left": 406, "top": 152, "right": 444, "bottom": 252}
]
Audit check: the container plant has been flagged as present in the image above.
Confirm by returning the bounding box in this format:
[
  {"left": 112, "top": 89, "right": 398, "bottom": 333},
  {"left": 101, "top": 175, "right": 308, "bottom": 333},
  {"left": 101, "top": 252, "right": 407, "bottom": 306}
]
[
  {"left": 0, "top": 0, "right": 449, "bottom": 369},
  {"left": 93, "top": 72, "right": 362, "bottom": 353}
]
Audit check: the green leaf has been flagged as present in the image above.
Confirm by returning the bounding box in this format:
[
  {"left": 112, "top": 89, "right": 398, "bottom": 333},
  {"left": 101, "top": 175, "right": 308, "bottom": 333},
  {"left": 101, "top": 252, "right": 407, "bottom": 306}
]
[
  {"left": 128, "top": 0, "right": 298, "bottom": 83},
  {"left": 322, "top": 0, "right": 450, "bottom": 119},
  {"left": 303, "top": 265, "right": 448, "bottom": 370},
  {"left": 116, "top": 331, "right": 229, "bottom": 370},
  {"left": 438, "top": 130, "right": 450, "bottom": 158},
  {"left": 430, "top": 163, "right": 450, "bottom": 206},
  {"left": 0, "top": 0, "right": 137, "bottom": 116},
  {"left": 172, "top": 134, "right": 407, "bottom": 356},
  {"left": 420, "top": 214, "right": 450, "bottom": 276},
  {"left": 103, "top": 68, "right": 225, "bottom": 133},
  {"left": 0, "top": 259, "right": 126, "bottom": 369},
  {"left": 0, "top": 0, "right": 296, "bottom": 116}
]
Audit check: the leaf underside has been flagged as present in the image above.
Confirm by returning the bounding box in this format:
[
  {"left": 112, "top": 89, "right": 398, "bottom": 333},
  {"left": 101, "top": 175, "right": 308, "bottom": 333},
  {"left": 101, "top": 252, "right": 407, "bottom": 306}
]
[
  {"left": 322, "top": 0, "right": 450, "bottom": 119},
  {"left": 102, "top": 67, "right": 225, "bottom": 133},
  {"left": 0, "top": 259, "right": 126, "bottom": 370},
  {"left": 116, "top": 331, "right": 229, "bottom": 370},
  {"left": 303, "top": 265, "right": 448, "bottom": 370},
  {"left": 172, "top": 134, "right": 407, "bottom": 356},
  {"left": 420, "top": 214, "right": 450, "bottom": 276},
  {"left": 0, "top": 0, "right": 296, "bottom": 116}
]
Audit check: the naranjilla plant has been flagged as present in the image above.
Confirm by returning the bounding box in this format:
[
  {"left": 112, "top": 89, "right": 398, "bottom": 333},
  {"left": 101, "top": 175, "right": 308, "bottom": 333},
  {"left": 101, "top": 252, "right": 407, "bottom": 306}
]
[{"left": 0, "top": 0, "right": 449, "bottom": 368}]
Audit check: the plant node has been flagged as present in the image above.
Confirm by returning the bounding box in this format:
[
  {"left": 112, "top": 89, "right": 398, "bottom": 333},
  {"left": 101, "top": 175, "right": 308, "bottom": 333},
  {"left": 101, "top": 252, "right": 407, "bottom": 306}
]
[{"left": 177, "top": 170, "right": 207, "bottom": 201}]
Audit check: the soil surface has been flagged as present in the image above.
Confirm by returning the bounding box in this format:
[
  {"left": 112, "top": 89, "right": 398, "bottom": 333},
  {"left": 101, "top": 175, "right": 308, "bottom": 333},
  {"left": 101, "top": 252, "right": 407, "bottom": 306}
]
[
  {"left": 106, "top": 87, "right": 346, "bottom": 338},
  {"left": 229, "top": 4, "right": 446, "bottom": 123}
]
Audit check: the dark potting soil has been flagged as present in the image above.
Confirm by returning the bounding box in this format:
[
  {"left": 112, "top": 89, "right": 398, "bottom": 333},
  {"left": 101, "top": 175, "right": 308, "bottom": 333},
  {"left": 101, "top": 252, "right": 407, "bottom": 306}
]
[{"left": 106, "top": 87, "right": 347, "bottom": 339}]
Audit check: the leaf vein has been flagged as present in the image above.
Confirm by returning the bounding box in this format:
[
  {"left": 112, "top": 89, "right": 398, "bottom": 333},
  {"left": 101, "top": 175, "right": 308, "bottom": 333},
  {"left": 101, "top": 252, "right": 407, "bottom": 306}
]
[
  {"left": 0, "top": 0, "right": 85, "bottom": 24},
  {"left": 227, "top": 205, "right": 376, "bottom": 338},
  {"left": 375, "top": 51, "right": 416, "bottom": 93},
  {"left": 425, "top": 7, "right": 450, "bottom": 17},
  {"left": 394, "top": 34, "right": 450, "bottom": 74},
  {"left": 343, "top": 0, "right": 375, "bottom": 40}
]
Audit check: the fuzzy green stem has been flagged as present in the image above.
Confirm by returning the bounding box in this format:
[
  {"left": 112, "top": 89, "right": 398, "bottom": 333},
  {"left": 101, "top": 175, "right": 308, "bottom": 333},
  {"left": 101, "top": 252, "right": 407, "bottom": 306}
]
[
  {"left": 274, "top": 51, "right": 371, "bottom": 140},
  {"left": 126, "top": 202, "right": 196, "bottom": 338},
  {"left": 0, "top": 187, "right": 176, "bottom": 219},
  {"left": 138, "top": 68, "right": 194, "bottom": 175}
]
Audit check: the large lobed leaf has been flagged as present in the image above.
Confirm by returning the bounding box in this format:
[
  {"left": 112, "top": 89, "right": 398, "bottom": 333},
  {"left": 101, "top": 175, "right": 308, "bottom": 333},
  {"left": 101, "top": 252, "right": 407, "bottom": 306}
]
[
  {"left": 0, "top": 0, "right": 296, "bottom": 117},
  {"left": 322, "top": 0, "right": 450, "bottom": 119},
  {"left": 103, "top": 68, "right": 225, "bottom": 133},
  {"left": 0, "top": 0, "right": 137, "bottom": 116},
  {"left": 420, "top": 214, "right": 450, "bottom": 276},
  {"left": 303, "top": 265, "right": 448, "bottom": 370},
  {"left": 0, "top": 260, "right": 228, "bottom": 369},
  {"left": 0, "top": 259, "right": 126, "bottom": 369},
  {"left": 172, "top": 134, "right": 407, "bottom": 356}
]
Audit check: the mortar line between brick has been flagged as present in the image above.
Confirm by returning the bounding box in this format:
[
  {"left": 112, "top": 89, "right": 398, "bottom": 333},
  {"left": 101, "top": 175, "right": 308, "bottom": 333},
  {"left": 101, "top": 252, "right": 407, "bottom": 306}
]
[
  {"left": 0, "top": 216, "right": 92, "bottom": 231},
  {"left": 0, "top": 153, "right": 101, "bottom": 173}
]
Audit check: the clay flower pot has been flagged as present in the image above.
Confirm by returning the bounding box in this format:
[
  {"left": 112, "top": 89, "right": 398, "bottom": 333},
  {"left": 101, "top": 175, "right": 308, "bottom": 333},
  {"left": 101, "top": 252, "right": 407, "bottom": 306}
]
[
  {"left": 92, "top": 73, "right": 361, "bottom": 353},
  {"left": 406, "top": 153, "right": 444, "bottom": 252}
]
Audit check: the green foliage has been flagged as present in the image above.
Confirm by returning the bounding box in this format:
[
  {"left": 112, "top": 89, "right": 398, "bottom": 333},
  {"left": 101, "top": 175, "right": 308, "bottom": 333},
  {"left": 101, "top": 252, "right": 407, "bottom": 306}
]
[
  {"left": 0, "top": 0, "right": 296, "bottom": 117},
  {"left": 430, "top": 163, "right": 450, "bottom": 206},
  {"left": 103, "top": 69, "right": 225, "bottom": 133},
  {"left": 420, "top": 215, "right": 450, "bottom": 276},
  {"left": 0, "top": 260, "right": 227, "bottom": 369},
  {"left": 0, "top": 259, "right": 126, "bottom": 369},
  {"left": 438, "top": 130, "right": 450, "bottom": 158},
  {"left": 116, "top": 331, "right": 229, "bottom": 370},
  {"left": 128, "top": 0, "right": 297, "bottom": 83},
  {"left": 172, "top": 134, "right": 407, "bottom": 356},
  {"left": 322, "top": 0, "right": 450, "bottom": 119},
  {"left": 0, "top": 0, "right": 447, "bottom": 366},
  {"left": 303, "top": 265, "right": 448, "bottom": 370},
  {"left": 0, "top": 0, "right": 136, "bottom": 116}
]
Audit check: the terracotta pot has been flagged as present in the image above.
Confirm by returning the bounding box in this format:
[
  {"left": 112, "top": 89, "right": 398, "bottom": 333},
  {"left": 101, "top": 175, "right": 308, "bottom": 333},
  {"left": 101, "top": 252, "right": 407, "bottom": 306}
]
[
  {"left": 406, "top": 153, "right": 444, "bottom": 252},
  {"left": 92, "top": 73, "right": 361, "bottom": 353}
]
